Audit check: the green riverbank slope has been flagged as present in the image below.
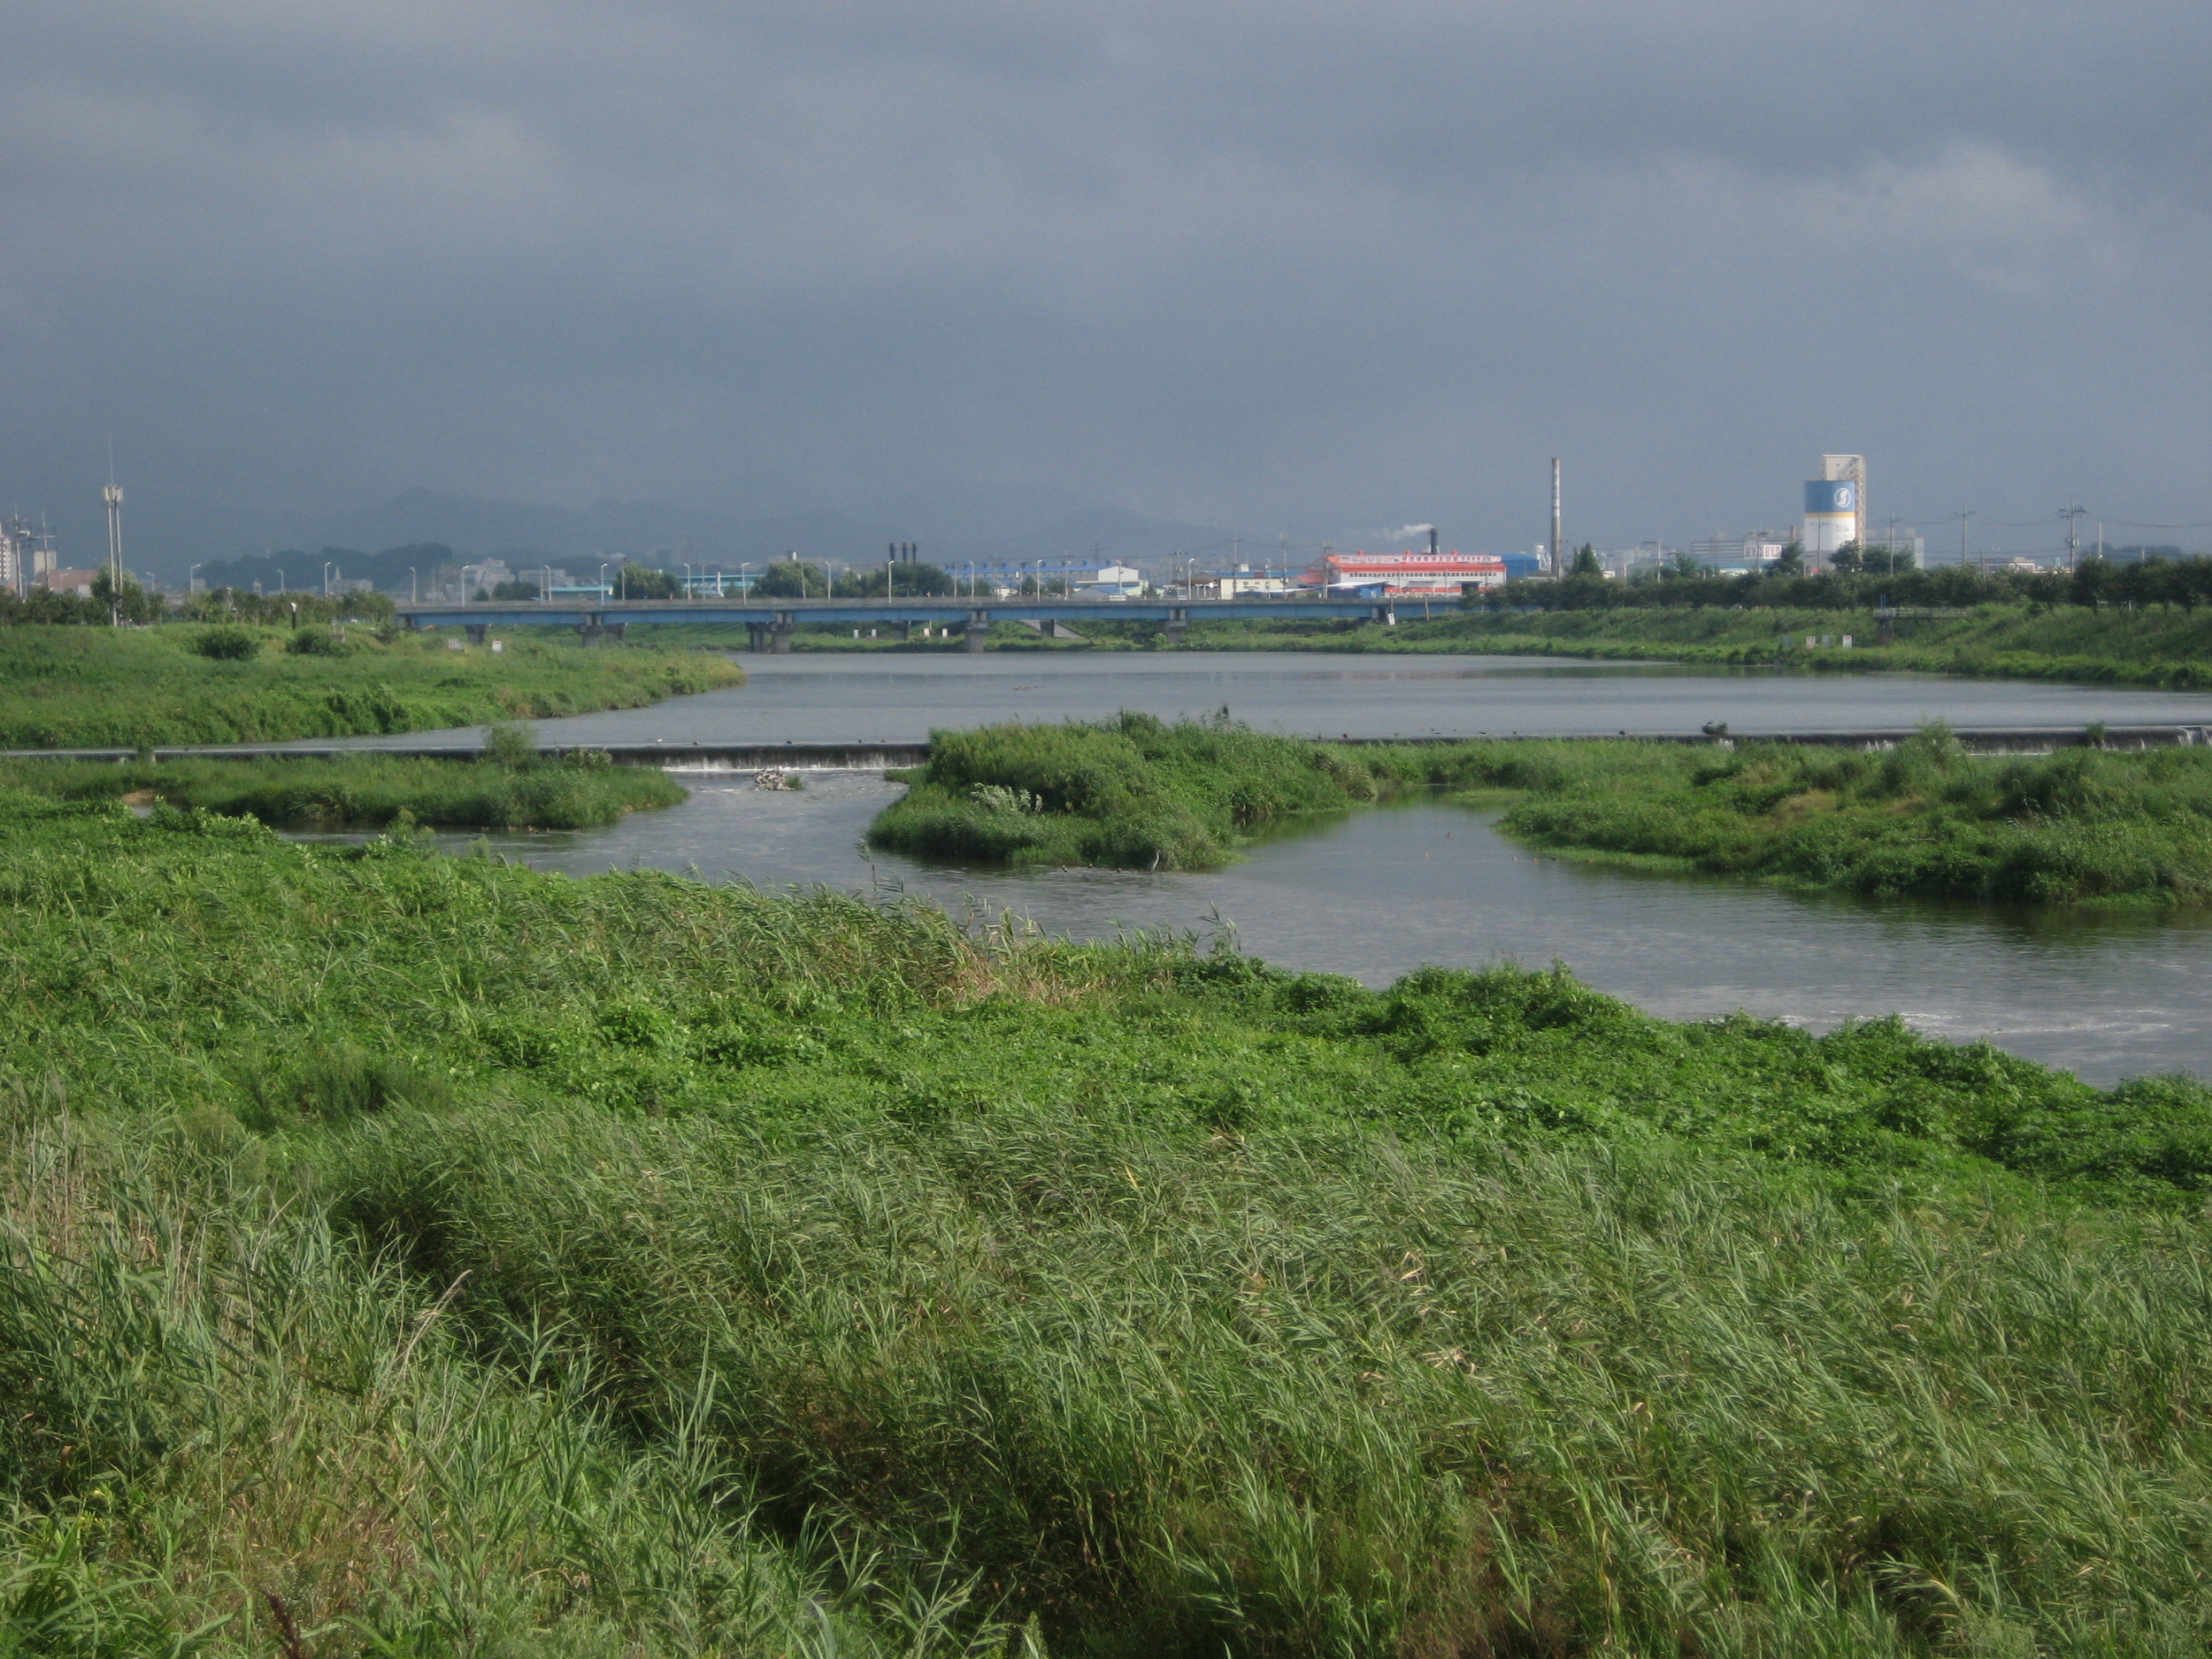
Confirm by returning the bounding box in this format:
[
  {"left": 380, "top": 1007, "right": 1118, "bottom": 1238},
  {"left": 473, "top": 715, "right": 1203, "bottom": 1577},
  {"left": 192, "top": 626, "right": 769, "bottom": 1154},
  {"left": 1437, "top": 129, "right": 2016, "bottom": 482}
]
[
  {"left": 0, "top": 623, "right": 743, "bottom": 748},
  {"left": 869, "top": 716, "right": 2212, "bottom": 904},
  {"left": 0, "top": 739, "right": 685, "bottom": 831},
  {"left": 1175, "top": 602, "right": 2212, "bottom": 690},
  {"left": 9, "top": 787, "right": 2212, "bottom": 1652}
]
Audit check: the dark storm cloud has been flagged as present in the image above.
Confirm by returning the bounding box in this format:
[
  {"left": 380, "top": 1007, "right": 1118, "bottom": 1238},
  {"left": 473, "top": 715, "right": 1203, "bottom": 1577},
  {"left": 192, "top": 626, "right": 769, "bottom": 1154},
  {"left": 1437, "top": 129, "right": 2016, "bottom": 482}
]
[{"left": 2, "top": 1, "right": 2206, "bottom": 566}]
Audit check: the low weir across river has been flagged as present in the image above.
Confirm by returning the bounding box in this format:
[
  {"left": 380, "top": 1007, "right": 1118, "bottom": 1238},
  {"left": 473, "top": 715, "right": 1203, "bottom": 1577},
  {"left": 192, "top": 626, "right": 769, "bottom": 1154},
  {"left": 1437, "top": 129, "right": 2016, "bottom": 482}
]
[{"left": 16, "top": 723, "right": 2209, "bottom": 771}]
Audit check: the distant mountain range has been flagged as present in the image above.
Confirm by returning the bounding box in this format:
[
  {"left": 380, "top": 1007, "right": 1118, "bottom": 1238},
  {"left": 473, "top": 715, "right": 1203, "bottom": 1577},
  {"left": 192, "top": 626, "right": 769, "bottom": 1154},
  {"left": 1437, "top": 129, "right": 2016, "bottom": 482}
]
[{"left": 160, "top": 487, "right": 1237, "bottom": 591}]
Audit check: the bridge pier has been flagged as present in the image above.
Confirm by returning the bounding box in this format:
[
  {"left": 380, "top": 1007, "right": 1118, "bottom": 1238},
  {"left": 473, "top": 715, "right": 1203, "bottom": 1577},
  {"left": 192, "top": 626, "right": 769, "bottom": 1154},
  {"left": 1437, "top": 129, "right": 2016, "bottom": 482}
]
[
  {"left": 965, "top": 609, "right": 991, "bottom": 652},
  {"left": 1372, "top": 603, "right": 1397, "bottom": 627},
  {"left": 745, "top": 622, "right": 766, "bottom": 652},
  {"left": 770, "top": 613, "right": 795, "bottom": 655},
  {"left": 578, "top": 620, "right": 604, "bottom": 647},
  {"left": 1162, "top": 606, "right": 1188, "bottom": 647},
  {"left": 466, "top": 624, "right": 488, "bottom": 646}
]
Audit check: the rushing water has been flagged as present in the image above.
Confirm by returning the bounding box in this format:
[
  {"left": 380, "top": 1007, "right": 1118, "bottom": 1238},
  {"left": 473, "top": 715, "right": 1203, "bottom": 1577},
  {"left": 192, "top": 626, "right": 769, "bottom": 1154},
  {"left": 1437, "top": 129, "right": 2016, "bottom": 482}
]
[{"left": 305, "top": 652, "right": 2212, "bottom": 1084}]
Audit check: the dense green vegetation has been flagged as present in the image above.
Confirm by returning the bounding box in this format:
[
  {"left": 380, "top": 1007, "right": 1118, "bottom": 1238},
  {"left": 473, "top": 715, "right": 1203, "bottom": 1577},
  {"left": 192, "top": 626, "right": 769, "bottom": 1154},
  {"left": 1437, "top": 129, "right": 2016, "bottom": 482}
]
[
  {"left": 0, "top": 739, "right": 684, "bottom": 830},
  {"left": 0, "top": 624, "right": 742, "bottom": 748},
  {"left": 1484, "top": 729, "right": 2212, "bottom": 905},
  {"left": 869, "top": 713, "right": 1378, "bottom": 868},
  {"left": 7, "top": 789, "right": 2212, "bottom": 1652},
  {"left": 1177, "top": 602, "right": 2212, "bottom": 690},
  {"left": 869, "top": 718, "right": 2212, "bottom": 905}
]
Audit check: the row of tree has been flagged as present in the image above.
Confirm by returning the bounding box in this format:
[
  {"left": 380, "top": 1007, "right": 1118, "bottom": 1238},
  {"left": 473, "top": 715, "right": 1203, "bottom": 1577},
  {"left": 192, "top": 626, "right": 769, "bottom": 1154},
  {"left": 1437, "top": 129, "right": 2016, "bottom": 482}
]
[
  {"left": 1487, "top": 552, "right": 2212, "bottom": 614},
  {"left": 0, "top": 574, "right": 398, "bottom": 627}
]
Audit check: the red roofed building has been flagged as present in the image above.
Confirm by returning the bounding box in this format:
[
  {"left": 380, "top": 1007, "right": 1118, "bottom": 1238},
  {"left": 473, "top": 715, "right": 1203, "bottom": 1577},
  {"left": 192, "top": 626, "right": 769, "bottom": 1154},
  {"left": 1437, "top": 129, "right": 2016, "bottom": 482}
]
[{"left": 1299, "top": 550, "right": 1507, "bottom": 597}]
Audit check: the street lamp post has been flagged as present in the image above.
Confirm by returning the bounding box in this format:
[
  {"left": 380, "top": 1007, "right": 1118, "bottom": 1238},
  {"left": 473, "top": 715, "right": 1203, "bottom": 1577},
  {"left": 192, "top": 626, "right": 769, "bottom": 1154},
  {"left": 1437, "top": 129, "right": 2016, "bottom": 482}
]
[{"left": 597, "top": 562, "right": 608, "bottom": 599}]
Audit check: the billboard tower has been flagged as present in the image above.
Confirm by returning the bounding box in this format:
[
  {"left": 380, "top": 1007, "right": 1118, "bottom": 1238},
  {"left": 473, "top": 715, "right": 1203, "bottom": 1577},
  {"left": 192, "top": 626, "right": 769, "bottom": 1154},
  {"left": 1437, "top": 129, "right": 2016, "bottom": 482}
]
[
  {"left": 1802, "top": 453, "right": 1866, "bottom": 562},
  {"left": 1820, "top": 454, "right": 1866, "bottom": 544}
]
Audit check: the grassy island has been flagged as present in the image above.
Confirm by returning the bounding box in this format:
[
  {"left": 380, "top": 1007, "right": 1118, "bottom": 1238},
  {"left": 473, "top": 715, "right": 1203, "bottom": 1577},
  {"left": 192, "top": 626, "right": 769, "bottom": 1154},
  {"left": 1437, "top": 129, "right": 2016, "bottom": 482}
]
[
  {"left": 5, "top": 787, "right": 2212, "bottom": 1652},
  {"left": 869, "top": 713, "right": 1376, "bottom": 869},
  {"left": 870, "top": 717, "right": 2212, "bottom": 905},
  {"left": 0, "top": 623, "right": 743, "bottom": 749},
  {"left": 1481, "top": 727, "right": 2212, "bottom": 905}
]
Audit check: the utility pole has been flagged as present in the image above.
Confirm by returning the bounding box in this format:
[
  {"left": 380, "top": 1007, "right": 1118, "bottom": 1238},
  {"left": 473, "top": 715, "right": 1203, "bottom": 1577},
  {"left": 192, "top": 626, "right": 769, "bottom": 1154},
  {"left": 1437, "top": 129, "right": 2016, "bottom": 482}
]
[
  {"left": 1551, "top": 459, "right": 1563, "bottom": 579},
  {"left": 1956, "top": 509, "right": 1975, "bottom": 568},
  {"left": 2061, "top": 505, "right": 2087, "bottom": 570},
  {"left": 102, "top": 481, "right": 124, "bottom": 625}
]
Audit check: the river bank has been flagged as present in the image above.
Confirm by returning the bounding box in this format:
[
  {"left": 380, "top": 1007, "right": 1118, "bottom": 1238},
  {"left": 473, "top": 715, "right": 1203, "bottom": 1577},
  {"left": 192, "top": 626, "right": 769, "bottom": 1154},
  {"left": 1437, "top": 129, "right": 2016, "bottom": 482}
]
[
  {"left": 0, "top": 736, "right": 686, "bottom": 830},
  {"left": 1173, "top": 603, "right": 2212, "bottom": 690},
  {"left": 9, "top": 783, "right": 2212, "bottom": 1651},
  {"left": 0, "top": 623, "right": 743, "bottom": 748}
]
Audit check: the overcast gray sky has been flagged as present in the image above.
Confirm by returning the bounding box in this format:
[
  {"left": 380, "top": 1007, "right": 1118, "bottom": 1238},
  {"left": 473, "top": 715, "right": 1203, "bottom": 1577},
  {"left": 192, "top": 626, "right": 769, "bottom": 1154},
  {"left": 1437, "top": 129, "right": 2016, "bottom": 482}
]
[{"left": 3, "top": 0, "right": 2207, "bottom": 562}]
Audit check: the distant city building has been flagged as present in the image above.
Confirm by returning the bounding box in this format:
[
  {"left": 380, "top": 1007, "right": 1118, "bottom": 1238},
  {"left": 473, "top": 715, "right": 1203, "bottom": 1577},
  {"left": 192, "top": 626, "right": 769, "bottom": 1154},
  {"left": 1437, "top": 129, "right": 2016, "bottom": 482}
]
[
  {"left": 1691, "top": 533, "right": 1792, "bottom": 573},
  {"left": 459, "top": 559, "right": 515, "bottom": 595},
  {"left": 1191, "top": 568, "right": 1292, "bottom": 599},
  {"left": 1, "top": 516, "right": 57, "bottom": 597},
  {"left": 1074, "top": 563, "right": 1145, "bottom": 597},
  {"left": 1301, "top": 550, "right": 1507, "bottom": 596},
  {"left": 39, "top": 568, "right": 102, "bottom": 597}
]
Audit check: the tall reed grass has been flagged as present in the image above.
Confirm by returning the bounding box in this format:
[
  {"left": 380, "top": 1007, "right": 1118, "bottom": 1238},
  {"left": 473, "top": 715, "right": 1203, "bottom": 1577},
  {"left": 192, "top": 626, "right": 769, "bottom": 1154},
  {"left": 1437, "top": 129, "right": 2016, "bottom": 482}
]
[{"left": 6, "top": 789, "right": 2212, "bottom": 1651}]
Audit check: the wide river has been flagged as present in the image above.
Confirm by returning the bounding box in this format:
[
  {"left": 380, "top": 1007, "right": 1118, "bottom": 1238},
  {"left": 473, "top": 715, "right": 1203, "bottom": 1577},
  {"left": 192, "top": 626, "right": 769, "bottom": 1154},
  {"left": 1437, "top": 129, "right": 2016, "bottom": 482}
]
[{"left": 330, "top": 653, "right": 2212, "bottom": 1085}]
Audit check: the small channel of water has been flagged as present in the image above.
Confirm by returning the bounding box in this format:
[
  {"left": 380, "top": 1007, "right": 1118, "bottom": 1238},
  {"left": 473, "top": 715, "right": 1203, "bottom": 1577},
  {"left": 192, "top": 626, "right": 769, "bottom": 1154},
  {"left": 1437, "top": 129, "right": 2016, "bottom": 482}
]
[{"left": 377, "top": 771, "right": 2212, "bottom": 1088}]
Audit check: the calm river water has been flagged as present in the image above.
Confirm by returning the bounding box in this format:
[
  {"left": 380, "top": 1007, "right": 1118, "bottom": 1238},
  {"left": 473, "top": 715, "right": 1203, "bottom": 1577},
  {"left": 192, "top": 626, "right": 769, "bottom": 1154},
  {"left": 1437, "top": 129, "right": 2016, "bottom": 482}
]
[
  {"left": 330, "top": 651, "right": 2212, "bottom": 747},
  {"left": 335, "top": 652, "right": 2212, "bottom": 1086}
]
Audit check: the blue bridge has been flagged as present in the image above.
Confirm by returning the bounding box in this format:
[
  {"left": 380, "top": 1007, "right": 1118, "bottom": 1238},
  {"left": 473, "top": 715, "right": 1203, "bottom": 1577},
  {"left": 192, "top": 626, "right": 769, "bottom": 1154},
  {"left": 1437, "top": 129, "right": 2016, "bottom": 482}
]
[{"left": 393, "top": 594, "right": 1412, "bottom": 651}]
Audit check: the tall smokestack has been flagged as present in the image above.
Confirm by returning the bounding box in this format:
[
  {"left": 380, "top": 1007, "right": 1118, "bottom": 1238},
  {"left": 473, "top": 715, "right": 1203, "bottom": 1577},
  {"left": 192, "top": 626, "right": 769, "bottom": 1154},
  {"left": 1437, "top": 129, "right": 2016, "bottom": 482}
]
[
  {"left": 1551, "top": 459, "right": 1563, "bottom": 578},
  {"left": 1429, "top": 527, "right": 1439, "bottom": 557}
]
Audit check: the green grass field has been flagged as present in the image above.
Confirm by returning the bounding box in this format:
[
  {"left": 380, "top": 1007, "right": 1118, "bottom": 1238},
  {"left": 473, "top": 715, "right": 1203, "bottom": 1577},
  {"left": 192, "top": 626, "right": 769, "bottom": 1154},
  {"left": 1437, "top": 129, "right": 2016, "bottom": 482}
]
[
  {"left": 0, "top": 623, "right": 743, "bottom": 748},
  {"left": 6, "top": 788, "right": 2212, "bottom": 1652}
]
